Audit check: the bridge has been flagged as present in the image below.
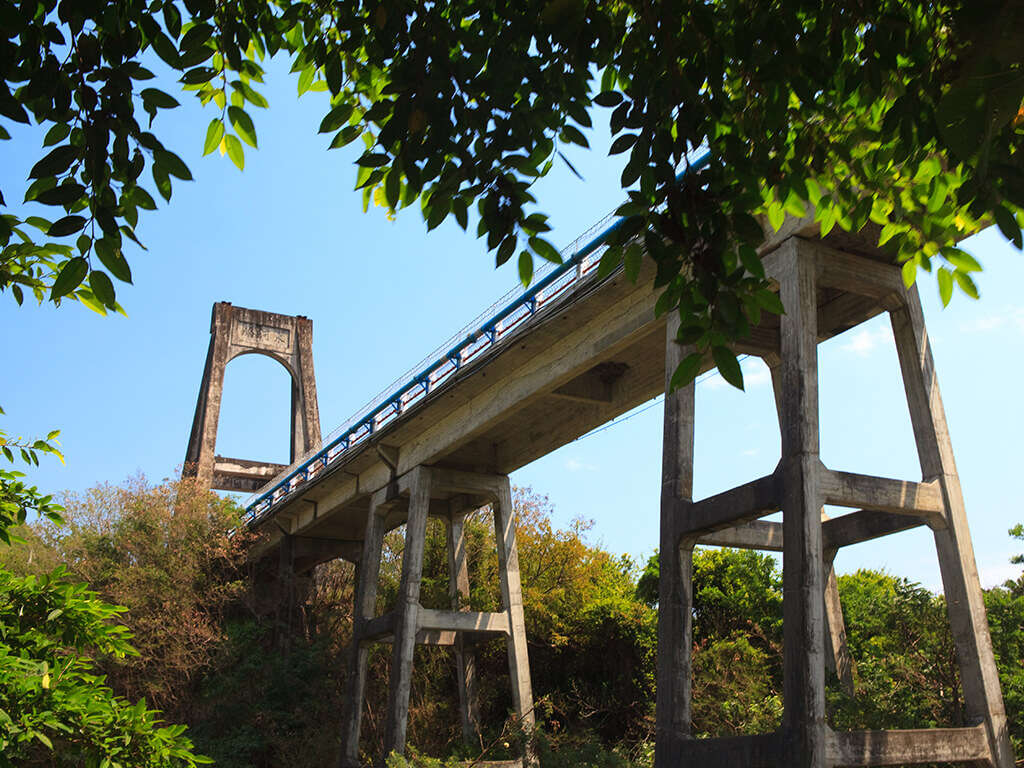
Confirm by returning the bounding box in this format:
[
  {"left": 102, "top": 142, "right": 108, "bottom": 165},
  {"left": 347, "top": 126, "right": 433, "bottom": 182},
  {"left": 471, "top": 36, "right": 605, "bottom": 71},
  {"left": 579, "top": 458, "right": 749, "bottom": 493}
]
[{"left": 184, "top": 161, "right": 1014, "bottom": 768}]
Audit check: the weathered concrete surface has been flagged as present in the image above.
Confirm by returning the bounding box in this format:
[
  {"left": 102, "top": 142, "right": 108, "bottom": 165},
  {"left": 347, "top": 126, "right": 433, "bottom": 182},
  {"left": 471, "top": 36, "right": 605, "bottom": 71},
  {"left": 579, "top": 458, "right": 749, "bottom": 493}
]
[
  {"left": 338, "top": 469, "right": 532, "bottom": 768},
  {"left": 184, "top": 302, "right": 321, "bottom": 491},
  {"left": 654, "top": 237, "right": 1013, "bottom": 768},
  {"left": 217, "top": 217, "right": 1012, "bottom": 767}
]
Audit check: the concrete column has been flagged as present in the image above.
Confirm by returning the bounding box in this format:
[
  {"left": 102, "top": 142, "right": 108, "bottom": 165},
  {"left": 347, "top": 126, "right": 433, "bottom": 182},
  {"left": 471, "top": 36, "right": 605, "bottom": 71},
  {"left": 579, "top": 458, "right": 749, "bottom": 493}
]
[
  {"left": 275, "top": 532, "right": 296, "bottom": 652},
  {"left": 184, "top": 302, "right": 233, "bottom": 487},
  {"left": 495, "top": 479, "right": 535, "bottom": 731},
  {"left": 822, "top": 546, "right": 855, "bottom": 694},
  {"left": 293, "top": 314, "right": 322, "bottom": 462},
  {"left": 773, "top": 239, "right": 827, "bottom": 768},
  {"left": 339, "top": 496, "right": 386, "bottom": 768},
  {"left": 447, "top": 501, "right": 481, "bottom": 746},
  {"left": 891, "top": 284, "right": 1014, "bottom": 768},
  {"left": 769, "top": 360, "right": 855, "bottom": 696},
  {"left": 384, "top": 468, "right": 432, "bottom": 755},
  {"left": 654, "top": 310, "right": 696, "bottom": 768}
]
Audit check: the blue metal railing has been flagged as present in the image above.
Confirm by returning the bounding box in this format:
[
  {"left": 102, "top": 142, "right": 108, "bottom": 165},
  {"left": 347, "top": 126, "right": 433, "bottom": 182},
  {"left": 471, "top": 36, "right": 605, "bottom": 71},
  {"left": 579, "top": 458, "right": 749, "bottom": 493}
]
[{"left": 242, "top": 150, "right": 712, "bottom": 524}]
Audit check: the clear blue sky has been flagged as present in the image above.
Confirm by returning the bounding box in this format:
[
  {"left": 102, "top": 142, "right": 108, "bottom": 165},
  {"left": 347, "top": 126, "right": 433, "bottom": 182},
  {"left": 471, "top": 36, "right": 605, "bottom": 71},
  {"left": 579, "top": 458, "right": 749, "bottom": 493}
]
[{"left": 2, "top": 55, "right": 1022, "bottom": 590}]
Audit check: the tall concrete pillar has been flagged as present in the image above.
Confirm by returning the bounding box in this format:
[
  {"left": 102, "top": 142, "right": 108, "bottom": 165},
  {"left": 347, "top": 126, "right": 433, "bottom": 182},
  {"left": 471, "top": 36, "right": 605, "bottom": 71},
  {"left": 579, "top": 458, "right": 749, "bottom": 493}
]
[
  {"left": 774, "top": 240, "right": 827, "bottom": 767},
  {"left": 183, "top": 302, "right": 321, "bottom": 492}
]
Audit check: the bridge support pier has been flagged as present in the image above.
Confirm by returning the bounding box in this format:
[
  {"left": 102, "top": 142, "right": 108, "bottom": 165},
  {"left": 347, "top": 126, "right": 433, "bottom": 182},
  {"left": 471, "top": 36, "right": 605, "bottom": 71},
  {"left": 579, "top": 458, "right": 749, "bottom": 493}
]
[
  {"left": 655, "top": 237, "right": 1014, "bottom": 768},
  {"left": 339, "top": 467, "right": 533, "bottom": 767}
]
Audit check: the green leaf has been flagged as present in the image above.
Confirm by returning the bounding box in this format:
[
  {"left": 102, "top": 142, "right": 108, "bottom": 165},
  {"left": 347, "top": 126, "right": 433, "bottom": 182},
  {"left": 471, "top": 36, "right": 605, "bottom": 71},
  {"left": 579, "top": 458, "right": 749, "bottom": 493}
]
[
  {"left": 224, "top": 135, "right": 244, "bottom": 170},
  {"left": 228, "top": 106, "right": 257, "bottom": 148},
  {"left": 600, "top": 66, "right": 617, "bottom": 92},
  {"left": 319, "top": 103, "right": 354, "bottom": 134},
  {"left": 609, "top": 133, "right": 637, "bottom": 155},
  {"left": 34, "top": 183, "right": 85, "bottom": 207},
  {"left": 132, "top": 185, "right": 157, "bottom": 210},
  {"left": 149, "top": 30, "right": 180, "bottom": 68},
  {"left": 357, "top": 152, "right": 390, "bottom": 168},
  {"left": 712, "top": 346, "right": 744, "bottom": 390},
  {"left": 559, "top": 124, "right": 589, "bottom": 148},
  {"left": 203, "top": 119, "right": 224, "bottom": 156},
  {"left": 297, "top": 65, "right": 315, "bottom": 96},
  {"left": 528, "top": 236, "right": 562, "bottom": 264},
  {"left": 234, "top": 80, "right": 269, "bottom": 108},
  {"left": 180, "top": 67, "right": 218, "bottom": 85},
  {"left": 426, "top": 197, "right": 448, "bottom": 230},
  {"left": 518, "top": 250, "right": 533, "bottom": 287},
  {"left": 496, "top": 235, "right": 517, "bottom": 267},
  {"left": 50, "top": 257, "right": 88, "bottom": 299},
  {"left": 783, "top": 189, "right": 806, "bottom": 218},
  {"left": 737, "top": 244, "right": 764, "bottom": 278},
  {"left": 452, "top": 197, "right": 468, "bottom": 229},
  {"left": 597, "top": 244, "right": 622, "bottom": 279},
  {"left": 95, "top": 239, "right": 132, "bottom": 283},
  {"left": 29, "top": 144, "right": 78, "bottom": 179},
  {"left": 994, "top": 205, "right": 1023, "bottom": 249},
  {"left": 152, "top": 164, "right": 172, "bottom": 201},
  {"left": 623, "top": 243, "right": 642, "bottom": 283},
  {"left": 914, "top": 156, "right": 942, "bottom": 183},
  {"left": 593, "top": 91, "right": 622, "bottom": 107},
  {"left": 901, "top": 259, "right": 917, "bottom": 289},
  {"left": 47, "top": 215, "right": 87, "bottom": 237},
  {"left": 754, "top": 289, "right": 785, "bottom": 315},
  {"left": 953, "top": 269, "right": 979, "bottom": 299},
  {"left": 927, "top": 177, "right": 948, "bottom": 213},
  {"left": 329, "top": 126, "right": 362, "bottom": 149},
  {"left": 43, "top": 123, "right": 70, "bottom": 147},
  {"left": 155, "top": 150, "right": 193, "bottom": 180},
  {"left": 669, "top": 352, "right": 703, "bottom": 390},
  {"left": 140, "top": 88, "right": 180, "bottom": 109},
  {"left": 163, "top": 1, "right": 182, "bottom": 37},
  {"left": 937, "top": 267, "right": 953, "bottom": 307},
  {"left": 88, "top": 269, "right": 116, "bottom": 307},
  {"left": 676, "top": 324, "right": 704, "bottom": 345},
  {"left": 384, "top": 168, "right": 401, "bottom": 210},
  {"left": 944, "top": 248, "right": 981, "bottom": 272},
  {"left": 523, "top": 213, "right": 551, "bottom": 233}
]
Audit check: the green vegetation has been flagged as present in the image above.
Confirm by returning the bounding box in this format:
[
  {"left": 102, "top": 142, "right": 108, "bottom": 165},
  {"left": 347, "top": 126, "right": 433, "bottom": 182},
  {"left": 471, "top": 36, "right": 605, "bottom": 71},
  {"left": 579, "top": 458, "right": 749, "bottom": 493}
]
[
  {"left": 0, "top": 451, "right": 211, "bottom": 764},
  {"left": 2, "top": 3, "right": 1021, "bottom": 763},
  {"left": 3, "top": 476, "right": 1022, "bottom": 766},
  {"left": 2, "top": 0, "right": 1022, "bottom": 386}
]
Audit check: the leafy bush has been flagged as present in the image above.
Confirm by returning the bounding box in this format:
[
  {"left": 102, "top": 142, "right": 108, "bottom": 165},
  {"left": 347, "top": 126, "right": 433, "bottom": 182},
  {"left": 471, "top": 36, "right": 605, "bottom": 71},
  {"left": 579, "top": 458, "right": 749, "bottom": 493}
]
[{"left": 0, "top": 451, "right": 209, "bottom": 766}]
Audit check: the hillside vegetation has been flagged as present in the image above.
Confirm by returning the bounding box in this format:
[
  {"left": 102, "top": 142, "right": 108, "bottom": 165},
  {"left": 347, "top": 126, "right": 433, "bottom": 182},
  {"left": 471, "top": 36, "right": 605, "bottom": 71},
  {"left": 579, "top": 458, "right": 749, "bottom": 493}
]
[{"left": 3, "top": 477, "right": 1022, "bottom": 766}]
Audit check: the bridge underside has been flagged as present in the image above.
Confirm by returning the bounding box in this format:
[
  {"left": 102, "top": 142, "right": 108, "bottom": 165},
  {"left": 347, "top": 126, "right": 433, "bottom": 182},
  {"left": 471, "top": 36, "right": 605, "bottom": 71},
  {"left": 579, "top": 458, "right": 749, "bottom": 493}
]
[
  {"left": 240, "top": 216, "right": 1013, "bottom": 768},
  {"left": 251, "top": 217, "right": 892, "bottom": 565}
]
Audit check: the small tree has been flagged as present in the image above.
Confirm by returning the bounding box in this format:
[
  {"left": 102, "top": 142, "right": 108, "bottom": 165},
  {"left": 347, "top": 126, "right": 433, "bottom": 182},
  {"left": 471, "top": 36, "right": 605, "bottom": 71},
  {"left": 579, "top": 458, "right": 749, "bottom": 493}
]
[{"left": 0, "top": 439, "right": 211, "bottom": 766}]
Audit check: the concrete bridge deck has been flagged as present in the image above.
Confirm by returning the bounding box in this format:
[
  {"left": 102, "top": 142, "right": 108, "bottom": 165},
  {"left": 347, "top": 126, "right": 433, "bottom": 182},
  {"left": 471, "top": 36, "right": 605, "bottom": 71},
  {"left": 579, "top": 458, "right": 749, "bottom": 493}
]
[{"left": 245, "top": 209, "right": 894, "bottom": 566}]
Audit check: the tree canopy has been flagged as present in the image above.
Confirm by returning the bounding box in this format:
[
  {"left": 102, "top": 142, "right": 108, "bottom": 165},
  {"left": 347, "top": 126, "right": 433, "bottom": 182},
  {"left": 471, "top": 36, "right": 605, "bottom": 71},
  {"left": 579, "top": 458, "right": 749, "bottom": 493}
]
[{"left": 1, "top": 0, "right": 1022, "bottom": 385}]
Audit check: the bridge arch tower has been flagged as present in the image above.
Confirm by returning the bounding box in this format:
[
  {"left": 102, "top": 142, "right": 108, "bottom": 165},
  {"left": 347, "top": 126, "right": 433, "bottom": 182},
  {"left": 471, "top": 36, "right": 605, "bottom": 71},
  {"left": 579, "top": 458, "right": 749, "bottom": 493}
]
[{"left": 184, "top": 301, "right": 321, "bottom": 492}]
